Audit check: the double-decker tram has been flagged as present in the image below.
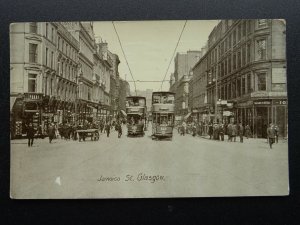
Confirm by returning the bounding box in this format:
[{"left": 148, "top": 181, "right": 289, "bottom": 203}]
[
  {"left": 126, "top": 96, "right": 147, "bottom": 136},
  {"left": 151, "top": 92, "right": 175, "bottom": 140}
]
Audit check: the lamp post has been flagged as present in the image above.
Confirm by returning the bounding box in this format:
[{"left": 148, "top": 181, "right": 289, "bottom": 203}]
[
  {"left": 214, "top": 70, "right": 218, "bottom": 122},
  {"left": 75, "top": 66, "right": 83, "bottom": 126}
]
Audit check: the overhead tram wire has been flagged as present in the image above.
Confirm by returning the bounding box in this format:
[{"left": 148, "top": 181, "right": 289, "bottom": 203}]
[
  {"left": 112, "top": 21, "right": 137, "bottom": 95},
  {"left": 159, "top": 20, "right": 188, "bottom": 91}
]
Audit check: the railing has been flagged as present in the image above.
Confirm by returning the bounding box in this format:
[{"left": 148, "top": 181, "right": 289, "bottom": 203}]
[{"left": 24, "top": 93, "right": 43, "bottom": 100}]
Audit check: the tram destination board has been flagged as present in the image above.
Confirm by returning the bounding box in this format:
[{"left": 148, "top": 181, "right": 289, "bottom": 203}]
[{"left": 9, "top": 19, "right": 288, "bottom": 199}]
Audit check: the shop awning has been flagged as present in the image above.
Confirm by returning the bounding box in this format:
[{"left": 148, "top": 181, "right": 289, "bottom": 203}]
[
  {"left": 10, "top": 97, "right": 17, "bottom": 111},
  {"left": 120, "top": 110, "right": 127, "bottom": 117},
  {"left": 184, "top": 112, "right": 192, "bottom": 120}
]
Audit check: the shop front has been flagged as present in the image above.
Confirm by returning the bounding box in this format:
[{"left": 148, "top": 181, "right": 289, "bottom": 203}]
[
  {"left": 10, "top": 93, "right": 43, "bottom": 139},
  {"left": 234, "top": 99, "right": 287, "bottom": 138}
]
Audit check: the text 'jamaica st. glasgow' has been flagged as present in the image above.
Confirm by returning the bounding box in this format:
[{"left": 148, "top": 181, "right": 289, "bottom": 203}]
[{"left": 97, "top": 173, "right": 166, "bottom": 183}]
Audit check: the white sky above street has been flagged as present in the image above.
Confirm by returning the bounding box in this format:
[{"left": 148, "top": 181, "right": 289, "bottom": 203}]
[{"left": 93, "top": 20, "right": 219, "bottom": 92}]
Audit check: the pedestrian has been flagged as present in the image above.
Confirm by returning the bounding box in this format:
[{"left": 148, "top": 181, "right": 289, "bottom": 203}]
[
  {"left": 239, "top": 123, "right": 244, "bottom": 143},
  {"left": 267, "top": 123, "right": 276, "bottom": 149},
  {"left": 37, "top": 125, "right": 43, "bottom": 139},
  {"left": 231, "top": 123, "right": 237, "bottom": 142},
  {"left": 48, "top": 123, "right": 55, "bottom": 144},
  {"left": 213, "top": 123, "right": 219, "bottom": 140},
  {"left": 274, "top": 124, "right": 279, "bottom": 143},
  {"left": 117, "top": 122, "right": 122, "bottom": 138},
  {"left": 208, "top": 122, "right": 213, "bottom": 139},
  {"left": 227, "top": 122, "right": 233, "bottom": 141},
  {"left": 100, "top": 121, "right": 104, "bottom": 133},
  {"left": 26, "top": 123, "right": 35, "bottom": 147},
  {"left": 192, "top": 124, "right": 197, "bottom": 137},
  {"left": 245, "top": 124, "right": 251, "bottom": 139},
  {"left": 219, "top": 123, "right": 224, "bottom": 141},
  {"left": 105, "top": 122, "right": 111, "bottom": 137},
  {"left": 182, "top": 121, "right": 187, "bottom": 136}
]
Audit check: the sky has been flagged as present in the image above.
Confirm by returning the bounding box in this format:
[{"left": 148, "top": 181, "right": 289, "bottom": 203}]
[{"left": 93, "top": 20, "right": 219, "bottom": 92}]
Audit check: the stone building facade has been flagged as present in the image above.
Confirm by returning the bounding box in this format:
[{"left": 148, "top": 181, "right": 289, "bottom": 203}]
[{"left": 191, "top": 19, "right": 287, "bottom": 138}]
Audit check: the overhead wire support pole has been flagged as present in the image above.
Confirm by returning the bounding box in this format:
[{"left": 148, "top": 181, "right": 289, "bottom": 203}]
[
  {"left": 112, "top": 21, "right": 137, "bottom": 96},
  {"left": 159, "top": 20, "right": 188, "bottom": 91}
]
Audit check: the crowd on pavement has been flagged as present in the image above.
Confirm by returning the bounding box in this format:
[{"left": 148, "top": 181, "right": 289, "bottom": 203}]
[
  {"left": 23, "top": 118, "right": 126, "bottom": 147},
  {"left": 22, "top": 117, "right": 280, "bottom": 150},
  {"left": 177, "top": 120, "right": 280, "bottom": 149}
]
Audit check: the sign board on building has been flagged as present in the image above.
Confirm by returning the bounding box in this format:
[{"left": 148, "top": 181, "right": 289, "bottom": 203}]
[
  {"left": 272, "top": 68, "right": 286, "bottom": 83},
  {"left": 226, "top": 103, "right": 233, "bottom": 108},
  {"left": 273, "top": 99, "right": 288, "bottom": 105},
  {"left": 223, "top": 111, "right": 232, "bottom": 116},
  {"left": 253, "top": 100, "right": 271, "bottom": 105},
  {"left": 251, "top": 92, "right": 269, "bottom": 98}
]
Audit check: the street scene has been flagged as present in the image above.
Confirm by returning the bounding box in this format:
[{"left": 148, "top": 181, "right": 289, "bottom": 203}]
[
  {"left": 10, "top": 20, "right": 288, "bottom": 198},
  {"left": 11, "top": 123, "right": 288, "bottom": 198}
]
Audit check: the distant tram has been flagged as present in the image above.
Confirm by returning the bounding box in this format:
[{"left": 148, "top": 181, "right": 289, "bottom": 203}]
[
  {"left": 151, "top": 91, "right": 175, "bottom": 140},
  {"left": 126, "top": 96, "right": 147, "bottom": 136}
]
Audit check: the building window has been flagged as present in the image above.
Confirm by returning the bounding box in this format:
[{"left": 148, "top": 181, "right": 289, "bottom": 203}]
[
  {"left": 50, "top": 78, "right": 53, "bottom": 95},
  {"left": 62, "top": 40, "right": 64, "bottom": 52},
  {"left": 29, "top": 43, "right": 38, "bottom": 63},
  {"left": 257, "top": 72, "right": 267, "bottom": 91},
  {"left": 61, "top": 62, "right": 64, "bottom": 77},
  {"left": 247, "top": 42, "right": 251, "bottom": 63},
  {"left": 51, "top": 28, "right": 54, "bottom": 42},
  {"left": 58, "top": 37, "right": 60, "bottom": 50},
  {"left": 46, "top": 23, "right": 48, "bottom": 38},
  {"left": 232, "top": 79, "right": 236, "bottom": 98},
  {"left": 242, "top": 21, "right": 246, "bottom": 37},
  {"left": 29, "top": 22, "right": 37, "bottom": 33},
  {"left": 51, "top": 52, "right": 54, "bottom": 69},
  {"left": 88, "top": 88, "right": 91, "bottom": 101},
  {"left": 242, "top": 76, "right": 246, "bottom": 95},
  {"left": 237, "top": 78, "right": 241, "bottom": 97},
  {"left": 256, "top": 39, "right": 267, "bottom": 60},
  {"left": 233, "top": 53, "right": 236, "bottom": 71},
  {"left": 224, "top": 59, "right": 227, "bottom": 76},
  {"left": 247, "top": 73, "right": 251, "bottom": 93},
  {"left": 247, "top": 20, "right": 252, "bottom": 34},
  {"left": 228, "top": 34, "right": 232, "bottom": 49},
  {"left": 258, "top": 19, "right": 267, "bottom": 28},
  {"left": 242, "top": 45, "right": 246, "bottom": 66},
  {"left": 68, "top": 66, "right": 71, "bottom": 80},
  {"left": 237, "top": 51, "right": 241, "bottom": 68},
  {"left": 28, "top": 74, "right": 37, "bottom": 92},
  {"left": 238, "top": 24, "right": 242, "bottom": 41},
  {"left": 233, "top": 30, "right": 236, "bottom": 46},
  {"left": 221, "top": 62, "right": 224, "bottom": 77},
  {"left": 228, "top": 56, "right": 231, "bottom": 74},
  {"left": 45, "top": 47, "right": 48, "bottom": 66}
]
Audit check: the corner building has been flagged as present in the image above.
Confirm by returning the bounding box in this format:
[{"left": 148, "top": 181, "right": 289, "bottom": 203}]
[{"left": 204, "top": 19, "right": 287, "bottom": 138}]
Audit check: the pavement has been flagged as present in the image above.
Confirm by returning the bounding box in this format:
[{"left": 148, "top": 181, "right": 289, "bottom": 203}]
[{"left": 10, "top": 124, "right": 289, "bottom": 199}]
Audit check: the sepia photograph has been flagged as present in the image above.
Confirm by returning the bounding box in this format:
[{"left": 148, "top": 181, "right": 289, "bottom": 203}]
[{"left": 9, "top": 20, "right": 288, "bottom": 199}]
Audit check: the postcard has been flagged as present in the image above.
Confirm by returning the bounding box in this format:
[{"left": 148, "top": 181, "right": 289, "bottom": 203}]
[{"left": 10, "top": 20, "right": 288, "bottom": 198}]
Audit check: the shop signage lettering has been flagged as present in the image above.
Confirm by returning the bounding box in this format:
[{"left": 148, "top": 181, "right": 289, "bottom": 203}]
[
  {"left": 273, "top": 100, "right": 288, "bottom": 105},
  {"left": 254, "top": 101, "right": 271, "bottom": 105}
]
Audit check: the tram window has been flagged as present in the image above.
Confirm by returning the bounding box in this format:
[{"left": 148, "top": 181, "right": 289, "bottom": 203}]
[
  {"left": 167, "top": 95, "right": 175, "bottom": 104},
  {"left": 153, "top": 114, "right": 174, "bottom": 125},
  {"left": 161, "top": 96, "right": 167, "bottom": 104},
  {"left": 153, "top": 95, "right": 160, "bottom": 103},
  {"left": 127, "top": 115, "right": 143, "bottom": 125}
]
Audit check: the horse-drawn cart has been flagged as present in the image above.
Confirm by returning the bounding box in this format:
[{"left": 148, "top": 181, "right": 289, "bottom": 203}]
[{"left": 75, "top": 129, "right": 100, "bottom": 141}]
